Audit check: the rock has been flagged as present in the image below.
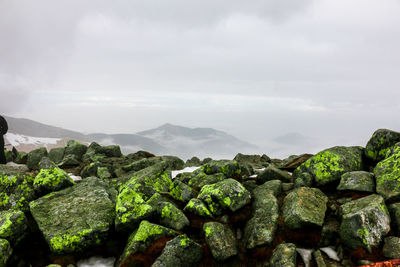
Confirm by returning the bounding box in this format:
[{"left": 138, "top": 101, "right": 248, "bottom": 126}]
[
  {"left": 339, "top": 194, "right": 390, "bottom": 252},
  {"left": 313, "top": 250, "right": 327, "bottom": 267},
  {"left": 383, "top": 236, "right": 400, "bottom": 259},
  {"left": 244, "top": 188, "right": 278, "bottom": 249},
  {"left": 117, "top": 221, "right": 177, "bottom": 266},
  {"left": 202, "top": 160, "right": 241, "bottom": 178},
  {"left": 125, "top": 150, "right": 156, "bottom": 162},
  {"left": 388, "top": 203, "right": 400, "bottom": 235},
  {"left": 374, "top": 144, "right": 400, "bottom": 201},
  {"left": 185, "top": 157, "right": 201, "bottom": 167},
  {"left": 201, "top": 157, "right": 212, "bottom": 164},
  {"left": 0, "top": 172, "right": 36, "bottom": 211},
  {"left": 233, "top": 153, "right": 270, "bottom": 169},
  {"left": 269, "top": 242, "right": 297, "bottom": 267},
  {"left": 29, "top": 177, "right": 116, "bottom": 254},
  {"left": 158, "top": 202, "right": 189, "bottom": 231},
  {"left": 197, "top": 178, "right": 251, "bottom": 216},
  {"left": 97, "top": 167, "right": 112, "bottom": 180},
  {"left": 188, "top": 172, "right": 225, "bottom": 188},
  {"left": 183, "top": 199, "right": 213, "bottom": 218},
  {"left": 81, "top": 162, "right": 100, "bottom": 178},
  {"left": 0, "top": 210, "right": 27, "bottom": 244},
  {"left": 39, "top": 157, "right": 57, "bottom": 169},
  {"left": 161, "top": 156, "right": 185, "bottom": 170},
  {"left": 33, "top": 167, "right": 75, "bottom": 196},
  {"left": 282, "top": 187, "right": 328, "bottom": 229},
  {"left": 4, "top": 150, "right": 13, "bottom": 163},
  {"left": 279, "top": 154, "right": 313, "bottom": 172},
  {"left": 293, "top": 146, "right": 364, "bottom": 186},
  {"left": 64, "top": 140, "right": 87, "bottom": 162},
  {"left": 121, "top": 157, "right": 162, "bottom": 173},
  {"left": 337, "top": 171, "right": 375, "bottom": 192},
  {"left": 282, "top": 182, "right": 294, "bottom": 192},
  {"left": 365, "top": 129, "right": 400, "bottom": 161},
  {"left": 48, "top": 147, "right": 65, "bottom": 164},
  {"left": 318, "top": 219, "right": 340, "bottom": 247},
  {"left": 294, "top": 172, "right": 313, "bottom": 188},
  {"left": 255, "top": 180, "right": 282, "bottom": 197},
  {"left": 126, "top": 163, "right": 173, "bottom": 194},
  {"left": 169, "top": 181, "right": 197, "bottom": 203},
  {"left": 0, "top": 239, "right": 12, "bottom": 267},
  {"left": 152, "top": 234, "right": 203, "bottom": 267},
  {"left": 257, "top": 165, "right": 292, "bottom": 183},
  {"left": 58, "top": 154, "right": 81, "bottom": 168},
  {"left": 101, "top": 145, "right": 122, "bottom": 158},
  {"left": 27, "top": 147, "right": 48, "bottom": 170},
  {"left": 203, "top": 222, "right": 237, "bottom": 261},
  {"left": 14, "top": 151, "right": 27, "bottom": 165}
]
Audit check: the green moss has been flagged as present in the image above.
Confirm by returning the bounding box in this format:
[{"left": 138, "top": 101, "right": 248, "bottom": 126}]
[
  {"left": 357, "top": 227, "right": 370, "bottom": 245},
  {"left": 179, "top": 235, "right": 190, "bottom": 246},
  {"left": 34, "top": 167, "right": 73, "bottom": 188},
  {"left": 116, "top": 187, "right": 152, "bottom": 224},
  {"left": 169, "top": 183, "right": 183, "bottom": 201},
  {"left": 204, "top": 226, "right": 213, "bottom": 237},
  {"left": 306, "top": 151, "right": 345, "bottom": 182},
  {"left": 161, "top": 203, "right": 178, "bottom": 221},
  {"left": 49, "top": 228, "right": 92, "bottom": 252},
  {"left": 0, "top": 193, "right": 9, "bottom": 207},
  {"left": 133, "top": 221, "right": 164, "bottom": 242}
]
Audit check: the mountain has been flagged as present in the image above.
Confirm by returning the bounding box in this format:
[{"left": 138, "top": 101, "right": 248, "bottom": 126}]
[
  {"left": 3, "top": 117, "right": 257, "bottom": 159},
  {"left": 273, "top": 132, "right": 311, "bottom": 145}
]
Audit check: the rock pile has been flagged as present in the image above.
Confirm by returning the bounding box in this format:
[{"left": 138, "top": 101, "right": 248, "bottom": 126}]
[{"left": 1, "top": 130, "right": 400, "bottom": 266}]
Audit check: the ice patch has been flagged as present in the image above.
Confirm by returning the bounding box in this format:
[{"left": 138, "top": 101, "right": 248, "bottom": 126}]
[
  {"left": 77, "top": 256, "right": 115, "bottom": 267},
  {"left": 172, "top": 166, "right": 201, "bottom": 179},
  {"left": 68, "top": 173, "right": 82, "bottom": 182},
  {"left": 250, "top": 174, "right": 257, "bottom": 178},
  {"left": 296, "top": 248, "right": 314, "bottom": 267},
  {"left": 255, "top": 168, "right": 266, "bottom": 172},
  {"left": 5, "top": 133, "right": 61, "bottom": 147},
  {"left": 320, "top": 247, "right": 341, "bottom": 261}
]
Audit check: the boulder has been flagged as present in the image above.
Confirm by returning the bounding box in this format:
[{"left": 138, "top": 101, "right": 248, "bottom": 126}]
[
  {"left": 169, "top": 181, "right": 197, "bottom": 203},
  {"left": 388, "top": 203, "right": 400, "bottom": 235},
  {"left": 64, "top": 140, "right": 87, "bottom": 162},
  {"left": 117, "top": 221, "right": 177, "bottom": 266},
  {"left": 365, "top": 129, "right": 400, "bottom": 161},
  {"left": 339, "top": 194, "right": 390, "bottom": 252},
  {"left": 27, "top": 147, "right": 48, "bottom": 170},
  {"left": 152, "top": 234, "right": 203, "bottom": 267},
  {"left": 157, "top": 202, "right": 189, "bottom": 231},
  {"left": 283, "top": 187, "right": 328, "bottom": 229},
  {"left": 0, "top": 239, "right": 12, "bottom": 267},
  {"left": 14, "top": 151, "right": 27, "bottom": 165},
  {"left": 257, "top": 165, "right": 292, "bottom": 183},
  {"left": 203, "top": 222, "right": 237, "bottom": 261},
  {"left": 197, "top": 178, "right": 251, "bottom": 216},
  {"left": 202, "top": 160, "right": 241, "bottom": 178},
  {"left": 48, "top": 147, "right": 65, "bottom": 164},
  {"left": 293, "top": 146, "right": 364, "bottom": 186},
  {"left": 0, "top": 210, "right": 27, "bottom": 244},
  {"left": 185, "top": 157, "right": 201, "bottom": 167},
  {"left": 188, "top": 172, "right": 225, "bottom": 188},
  {"left": 254, "top": 180, "right": 282, "bottom": 197},
  {"left": 39, "top": 157, "right": 57, "bottom": 169},
  {"left": 233, "top": 153, "right": 270, "bottom": 168},
  {"left": 29, "top": 177, "right": 116, "bottom": 254},
  {"left": 0, "top": 172, "right": 36, "bottom": 212},
  {"left": 33, "top": 167, "right": 75, "bottom": 196},
  {"left": 269, "top": 242, "right": 297, "bottom": 267},
  {"left": 337, "top": 171, "right": 375, "bottom": 192},
  {"left": 383, "top": 236, "right": 400, "bottom": 259},
  {"left": 374, "top": 144, "right": 400, "bottom": 201},
  {"left": 58, "top": 154, "right": 80, "bottom": 168},
  {"left": 80, "top": 162, "right": 99, "bottom": 178},
  {"left": 183, "top": 199, "right": 213, "bottom": 218},
  {"left": 279, "top": 154, "right": 313, "bottom": 172},
  {"left": 97, "top": 167, "right": 112, "bottom": 180}
]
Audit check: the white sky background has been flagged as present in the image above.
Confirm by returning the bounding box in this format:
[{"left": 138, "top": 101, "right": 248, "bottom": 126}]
[{"left": 1, "top": 0, "right": 400, "bottom": 156}]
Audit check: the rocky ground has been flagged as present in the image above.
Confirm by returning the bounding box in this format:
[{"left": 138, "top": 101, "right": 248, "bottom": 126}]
[{"left": 1, "top": 129, "right": 400, "bottom": 267}]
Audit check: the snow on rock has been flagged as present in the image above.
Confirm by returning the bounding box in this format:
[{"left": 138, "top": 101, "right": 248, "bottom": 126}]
[
  {"left": 172, "top": 166, "right": 201, "bottom": 179},
  {"left": 5, "top": 133, "right": 61, "bottom": 147},
  {"left": 77, "top": 256, "right": 115, "bottom": 267},
  {"left": 296, "top": 248, "right": 314, "bottom": 267},
  {"left": 68, "top": 173, "right": 82, "bottom": 182},
  {"left": 320, "top": 247, "right": 341, "bottom": 261}
]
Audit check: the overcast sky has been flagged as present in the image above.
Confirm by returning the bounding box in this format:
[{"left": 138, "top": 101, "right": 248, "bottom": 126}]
[{"left": 1, "top": 0, "right": 400, "bottom": 155}]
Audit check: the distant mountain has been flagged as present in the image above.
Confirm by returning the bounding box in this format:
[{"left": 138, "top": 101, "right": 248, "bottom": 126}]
[{"left": 273, "top": 132, "right": 311, "bottom": 145}]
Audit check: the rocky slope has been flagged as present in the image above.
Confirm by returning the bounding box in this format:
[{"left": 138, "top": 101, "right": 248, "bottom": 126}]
[{"left": 1, "top": 129, "right": 400, "bottom": 266}]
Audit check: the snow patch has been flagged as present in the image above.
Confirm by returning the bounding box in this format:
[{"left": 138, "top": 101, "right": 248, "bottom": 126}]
[
  {"left": 296, "top": 248, "right": 314, "bottom": 267},
  {"left": 172, "top": 166, "right": 201, "bottom": 179},
  {"left": 5, "top": 133, "right": 61, "bottom": 147},
  {"left": 68, "top": 173, "right": 82, "bottom": 182},
  {"left": 320, "top": 247, "right": 341, "bottom": 261},
  {"left": 77, "top": 256, "right": 115, "bottom": 267}
]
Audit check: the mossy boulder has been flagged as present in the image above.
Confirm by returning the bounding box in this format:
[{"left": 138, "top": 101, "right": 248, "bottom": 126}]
[
  {"left": 339, "top": 194, "right": 390, "bottom": 252},
  {"left": 269, "top": 242, "right": 297, "bottom": 267},
  {"left": 14, "top": 151, "right": 27, "bottom": 165},
  {"left": 121, "top": 157, "right": 162, "bottom": 173},
  {"left": 187, "top": 172, "right": 225, "bottom": 188},
  {"left": 169, "top": 180, "right": 197, "bottom": 203},
  {"left": 365, "top": 129, "right": 400, "bottom": 162},
  {"left": 48, "top": 147, "right": 65, "bottom": 164},
  {"left": 337, "top": 171, "right": 375, "bottom": 192},
  {"left": 293, "top": 146, "right": 364, "bottom": 186},
  {"left": 0, "top": 210, "right": 27, "bottom": 244},
  {"left": 117, "top": 220, "right": 177, "bottom": 266},
  {"left": 374, "top": 144, "right": 400, "bottom": 201},
  {"left": 202, "top": 160, "right": 241, "bottom": 178},
  {"left": 383, "top": 236, "right": 400, "bottom": 259},
  {"left": 27, "top": 147, "right": 48, "bottom": 170},
  {"left": 64, "top": 140, "right": 87, "bottom": 162},
  {"left": 244, "top": 187, "right": 279, "bottom": 249},
  {"left": 233, "top": 153, "right": 270, "bottom": 169},
  {"left": 33, "top": 167, "right": 75, "bottom": 196},
  {"left": 0, "top": 172, "right": 36, "bottom": 212},
  {"left": 257, "top": 165, "right": 292, "bottom": 183},
  {"left": 183, "top": 199, "right": 213, "bottom": 218},
  {"left": 389, "top": 203, "right": 400, "bottom": 235},
  {"left": 157, "top": 202, "right": 189, "bottom": 231},
  {"left": 254, "top": 180, "right": 282, "bottom": 197},
  {"left": 0, "top": 239, "right": 12, "bottom": 267},
  {"left": 152, "top": 234, "right": 203, "bottom": 267},
  {"left": 29, "top": 177, "right": 116, "bottom": 254},
  {"left": 197, "top": 178, "right": 251, "bottom": 216},
  {"left": 185, "top": 156, "right": 201, "bottom": 167},
  {"left": 282, "top": 187, "right": 328, "bottom": 229},
  {"left": 80, "top": 162, "right": 99, "bottom": 178},
  {"left": 203, "top": 222, "right": 237, "bottom": 261},
  {"left": 279, "top": 154, "right": 313, "bottom": 172}
]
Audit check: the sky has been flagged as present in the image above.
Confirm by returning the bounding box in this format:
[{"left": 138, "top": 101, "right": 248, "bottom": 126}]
[{"left": 1, "top": 0, "right": 400, "bottom": 155}]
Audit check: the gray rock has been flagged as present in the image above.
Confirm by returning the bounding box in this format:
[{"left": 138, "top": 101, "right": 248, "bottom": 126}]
[
  {"left": 29, "top": 177, "right": 116, "bottom": 254},
  {"left": 383, "top": 236, "right": 400, "bottom": 259},
  {"left": 257, "top": 165, "right": 292, "bottom": 183},
  {"left": 255, "top": 180, "right": 282, "bottom": 197},
  {"left": 185, "top": 157, "right": 201, "bottom": 167},
  {"left": 202, "top": 160, "right": 241, "bottom": 178},
  {"left": 337, "top": 171, "right": 375, "bottom": 192},
  {"left": 157, "top": 202, "right": 189, "bottom": 231},
  {"left": 365, "top": 128, "right": 400, "bottom": 161},
  {"left": 203, "top": 222, "right": 237, "bottom": 261},
  {"left": 169, "top": 180, "right": 197, "bottom": 203},
  {"left": 339, "top": 194, "right": 390, "bottom": 252},
  {"left": 152, "top": 235, "right": 203, "bottom": 267},
  {"left": 183, "top": 199, "right": 213, "bottom": 218},
  {"left": 0, "top": 172, "right": 36, "bottom": 212},
  {"left": 188, "top": 172, "right": 225, "bottom": 188},
  {"left": 279, "top": 154, "right": 313, "bottom": 172},
  {"left": 48, "top": 147, "right": 65, "bottom": 164},
  {"left": 269, "top": 242, "right": 297, "bottom": 267},
  {"left": 388, "top": 202, "right": 400, "bottom": 235},
  {"left": 0, "top": 239, "right": 12, "bottom": 267},
  {"left": 58, "top": 154, "right": 80, "bottom": 168},
  {"left": 313, "top": 250, "right": 327, "bottom": 267},
  {"left": 33, "top": 166, "right": 75, "bottom": 196},
  {"left": 283, "top": 187, "right": 328, "bottom": 229},
  {"left": 27, "top": 147, "right": 48, "bottom": 170},
  {"left": 0, "top": 210, "right": 27, "bottom": 244},
  {"left": 39, "top": 157, "right": 57, "bottom": 169},
  {"left": 64, "top": 140, "right": 87, "bottom": 162}
]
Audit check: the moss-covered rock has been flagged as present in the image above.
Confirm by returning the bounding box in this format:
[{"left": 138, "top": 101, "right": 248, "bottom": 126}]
[
  {"left": 365, "top": 129, "right": 400, "bottom": 162},
  {"left": 0, "top": 210, "right": 27, "bottom": 244},
  {"left": 152, "top": 234, "right": 203, "bottom": 267},
  {"left": 383, "top": 236, "right": 400, "bottom": 259},
  {"left": 197, "top": 178, "right": 251, "bottom": 216},
  {"left": 255, "top": 180, "right": 282, "bottom": 197},
  {"left": 269, "top": 242, "right": 297, "bottom": 267},
  {"left": 279, "top": 154, "right": 313, "bottom": 172},
  {"left": 33, "top": 167, "right": 75, "bottom": 196},
  {"left": 169, "top": 180, "right": 197, "bottom": 203},
  {"left": 203, "top": 222, "right": 237, "bottom": 261},
  {"left": 339, "top": 194, "right": 390, "bottom": 252},
  {"left": 58, "top": 154, "right": 81, "bottom": 168},
  {"left": 158, "top": 202, "right": 189, "bottom": 231},
  {"left": 27, "top": 147, "right": 48, "bottom": 170},
  {"left": 117, "top": 221, "right": 177, "bottom": 266},
  {"left": 64, "top": 140, "right": 87, "bottom": 162},
  {"left": 0, "top": 172, "right": 36, "bottom": 212},
  {"left": 202, "top": 160, "right": 241, "bottom": 178},
  {"left": 337, "top": 171, "right": 375, "bottom": 192},
  {"left": 29, "top": 177, "right": 116, "bottom": 254},
  {"left": 183, "top": 198, "right": 213, "bottom": 218},
  {"left": 48, "top": 147, "right": 65, "bottom": 165},
  {"left": 257, "top": 165, "right": 292, "bottom": 183},
  {"left": 233, "top": 153, "right": 270, "bottom": 169},
  {"left": 0, "top": 239, "right": 12, "bottom": 267},
  {"left": 187, "top": 172, "right": 225, "bottom": 188},
  {"left": 282, "top": 187, "right": 328, "bottom": 229},
  {"left": 293, "top": 146, "right": 364, "bottom": 186},
  {"left": 389, "top": 202, "right": 400, "bottom": 235},
  {"left": 14, "top": 151, "right": 27, "bottom": 165},
  {"left": 185, "top": 156, "right": 202, "bottom": 167},
  {"left": 374, "top": 144, "right": 400, "bottom": 201}
]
